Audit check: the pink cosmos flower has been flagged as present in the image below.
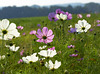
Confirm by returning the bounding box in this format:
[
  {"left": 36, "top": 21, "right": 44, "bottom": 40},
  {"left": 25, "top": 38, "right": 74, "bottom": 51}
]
[
  {"left": 86, "top": 14, "right": 91, "bottom": 17},
  {"left": 70, "top": 54, "right": 78, "bottom": 57},
  {"left": 36, "top": 27, "right": 54, "bottom": 44},
  {"left": 77, "top": 14, "right": 82, "bottom": 18},
  {"left": 20, "top": 50, "right": 24, "bottom": 56},
  {"left": 17, "top": 26, "right": 24, "bottom": 30},
  {"left": 97, "top": 24, "right": 100, "bottom": 26},
  {"left": 96, "top": 20, "right": 100, "bottom": 23},
  {"left": 48, "top": 47, "right": 55, "bottom": 51},
  {"left": 18, "top": 59, "right": 23, "bottom": 64},
  {"left": 68, "top": 45, "right": 75, "bottom": 48},
  {"left": 30, "top": 30, "right": 36, "bottom": 35}
]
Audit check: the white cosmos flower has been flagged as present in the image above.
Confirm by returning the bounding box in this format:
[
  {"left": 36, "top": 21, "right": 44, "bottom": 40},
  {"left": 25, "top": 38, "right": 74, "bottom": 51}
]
[
  {"left": 22, "top": 53, "right": 38, "bottom": 64},
  {"left": 45, "top": 60, "right": 61, "bottom": 70},
  {"left": 38, "top": 49, "right": 57, "bottom": 58},
  {"left": 0, "top": 55, "right": 5, "bottom": 60},
  {"left": 39, "top": 45, "right": 47, "bottom": 50},
  {"left": 75, "top": 19, "right": 91, "bottom": 32},
  {"left": 0, "top": 19, "right": 20, "bottom": 40},
  {"left": 6, "top": 44, "right": 20, "bottom": 52},
  {"left": 56, "top": 13, "right": 67, "bottom": 20}
]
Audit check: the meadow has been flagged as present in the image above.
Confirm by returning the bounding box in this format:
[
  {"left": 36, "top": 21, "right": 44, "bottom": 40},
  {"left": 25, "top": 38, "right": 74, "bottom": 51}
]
[{"left": 0, "top": 13, "right": 100, "bottom": 74}]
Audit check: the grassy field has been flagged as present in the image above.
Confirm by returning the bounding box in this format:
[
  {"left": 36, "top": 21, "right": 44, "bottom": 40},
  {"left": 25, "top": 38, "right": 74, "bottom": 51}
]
[{"left": 0, "top": 14, "right": 100, "bottom": 74}]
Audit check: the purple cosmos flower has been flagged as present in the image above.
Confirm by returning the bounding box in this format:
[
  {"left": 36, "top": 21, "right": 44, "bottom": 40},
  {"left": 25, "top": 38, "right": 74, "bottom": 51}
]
[
  {"left": 36, "top": 27, "right": 54, "bottom": 44},
  {"left": 56, "top": 9, "right": 62, "bottom": 14},
  {"left": 37, "top": 24, "right": 41, "bottom": 27},
  {"left": 77, "top": 14, "right": 82, "bottom": 18},
  {"left": 96, "top": 20, "right": 100, "bottom": 23},
  {"left": 75, "top": 50, "right": 78, "bottom": 53},
  {"left": 86, "top": 14, "right": 91, "bottom": 17},
  {"left": 68, "top": 28, "right": 76, "bottom": 33},
  {"left": 97, "top": 24, "right": 100, "bottom": 26},
  {"left": 17, "top": 26, "right": 24, "bottom": 30},
  {"left": 20, "top": 50, "right": 24, "bottom": 56},
  {"left": 18, "top": 59, "right": 23, "bottom": 64},
  {"left": 77, "top": 58, "right": 83, "bottom": 61},
  {"left": 48, "top": 12, "right": 58, "bottom": 22},
  {"left": 70, "top": 54, "right": 78, "bottom": 57},
  {"left": 89, "top": 29, "right": 93, "bottom": 32},
  {"left": 68, "top": 45, "right": 75, "bottom": 49},
  {"left": 66, "top": 12, "right": 72, "bottom": 20},
  {"left": 30, "top": 30, "right": 36, "bottom": 35},
  {"left": 22, "top": 33, "right": 26, "bottom": 35},
  {"left": 48, "top": 47, "right": 55, "bottom": 51}
]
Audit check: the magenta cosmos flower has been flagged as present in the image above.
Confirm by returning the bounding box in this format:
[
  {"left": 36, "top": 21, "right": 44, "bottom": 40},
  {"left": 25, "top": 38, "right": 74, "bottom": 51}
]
[
  {"left": 86, "top": 14, "right": 91, "bottom": 17},
  {"left": 77, "top": 14, "right": 82, "bottom": 18},
  {"left": 68, "top": 45, "right": 75, "bottom": 48},
  {"left": 36, "top": 27, "right": 54, "bottom": 44},
  {"left": 48, "top": 12, "right": 58, "bottom": 22},
  {"left": 70, "top": 54, "right": 78, "bottom": 57},
  {"left": 66, "top": 12, "right": 72, "bottom": 20},
  {"left": 17, "top": 26, "right": 23, "bottom": 30},
  {"left": 30, "top": 30, "right": 36, "bottom": 35}
]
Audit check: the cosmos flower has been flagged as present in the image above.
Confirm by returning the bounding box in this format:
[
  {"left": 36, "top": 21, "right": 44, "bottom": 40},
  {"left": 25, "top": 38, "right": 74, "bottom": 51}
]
[
  {"left": 22, "top": 53, "right": 38, "bottom": 64},
  {"left": 96, "top": 20, "right": 100, "bottom": 23},
  {"left": 17, "top": 26, "right": 24, "bottom": 30},
  {"left": 69, "top": 54, "right": 78, "bottom": 57},
  {"left": 0, "top": 19, "right": 20, "bottom": 40},
  {"left": 68, "top": 28, "right": 76, "bottom": 33},
  {"left": 77, "top": 58, "right": 83, "bottom": 61},
  {"left": 48, "top": 12, "right": 58, "bottom": 22},
  {"left": 56, "top": 13, "right": 67, "bottom": 21},
  {"left": 18, "top": 59, "right": 23, "bottom": 64},
  {"left": 37, "top": 24, "right": 41, "bottom": 27},
  {"left": 75, "top": 19, "right": 91, "bottom": 32},
  {"left": 97, "top": 24, "right": 100, "bottom": 26},
  {"left": 66, "top": 12, "right": 72, "bottom": 20},
  {"left": 0, "top": 55, "right": 5, "bottom": 60},
  {"left": 68, "top": 45, "right": 75, "bottom": 48},
  {"left": 48, "top": 47, "right": 55, "bottom": 51},
  {"left": 89, "top": 29, "right": 93, "bottom": 32},
  {"left": 39, "top": 45, "right": 47, "bottom": 50},
  {"left": 77, "top": 14, "right": 82, "bottom": 18},
  {"left": 38, "top": 49, "right": 57, "bottom": 58},
  {"left": 68, "top": 25, "right": 72, "bottom": 28},
  {"left": 36, "top": 27, "right": 54, "bottom": 44},
  {"left": 56, "top": 9, "right": 62, "bottom": 14},
  {"left": 22, "top": 33, "right": 26, "bottom": 35},
  {"left": 29, "top": 30, "right": 36, "bottom": 35},
  {"left": 6, "top": 44, "right": 20, "bottom": 52},
  {"left": 45, "top": 60, "right": 61, "bottom": 70},
  {"left": 86, "top": 14, "right": 91, "bottom": 17},
  {"left": 20, "top": 50, "right": 24, "bottom": 56}
]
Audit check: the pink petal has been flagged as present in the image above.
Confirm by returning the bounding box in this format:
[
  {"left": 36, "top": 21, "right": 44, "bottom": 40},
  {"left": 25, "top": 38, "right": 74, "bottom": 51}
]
[
  {"left": 37, "top": 39, "right": 43, "bottom": 42},
  {"left": 47, "top": 30, "right": 53, "bottom": 36},
  {"left": 47, "top": 35, "right": 54, "bottom": 40},
  {"left": 37, "top": 29, "right": 43, "bottom": 36},
  {"left": 36, "top": 34, "right": 42, "bottom": 38},
  {"left": 42, "top": 27, "right": 48, "bottom": 36},
  {"left": 46, "top": 39, "right": 53, "bottom": 43}
]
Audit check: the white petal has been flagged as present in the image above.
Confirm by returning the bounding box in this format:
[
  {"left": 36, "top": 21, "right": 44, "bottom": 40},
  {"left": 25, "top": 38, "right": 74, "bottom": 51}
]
[
  {"left": 54, "top": 60, "right": 61, "bottom": 69},
  {"left": 49, "top": 60, "right": 54, "bottom": 70},
  {"left": 0, "top": 19, "right": 9, "bottom": 29},
  {"left": 7, "top": 23, "right": 16, "bottom": 31},
  {"left": 38, "top": 50, "right": 47, "bottom": 57}
]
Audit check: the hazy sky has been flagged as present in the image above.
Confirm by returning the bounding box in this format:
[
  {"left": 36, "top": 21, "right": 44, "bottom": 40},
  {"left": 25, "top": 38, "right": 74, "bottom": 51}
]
[{"left": 0, "top": 0, "right": 100, "bottom": 7}]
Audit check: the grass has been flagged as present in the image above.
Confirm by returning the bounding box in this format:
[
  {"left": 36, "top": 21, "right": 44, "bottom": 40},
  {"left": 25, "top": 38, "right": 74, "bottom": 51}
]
[{"left": 0, "top": 14, "right": 100, "bottom": 74}]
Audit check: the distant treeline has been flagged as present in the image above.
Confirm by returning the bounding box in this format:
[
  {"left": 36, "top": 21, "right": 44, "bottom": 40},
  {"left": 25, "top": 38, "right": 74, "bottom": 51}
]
[{"left": 0, "top": 2, "right": 100, "bottom": 19}]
